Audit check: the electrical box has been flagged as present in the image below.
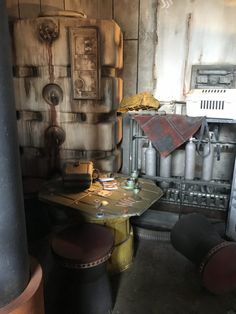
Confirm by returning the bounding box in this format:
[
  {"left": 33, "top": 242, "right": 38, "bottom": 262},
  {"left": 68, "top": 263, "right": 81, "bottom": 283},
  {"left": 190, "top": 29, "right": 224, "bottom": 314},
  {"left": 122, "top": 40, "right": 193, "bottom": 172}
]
[{"left": 186, "top": 89, "right": 236, "bottom": 119}]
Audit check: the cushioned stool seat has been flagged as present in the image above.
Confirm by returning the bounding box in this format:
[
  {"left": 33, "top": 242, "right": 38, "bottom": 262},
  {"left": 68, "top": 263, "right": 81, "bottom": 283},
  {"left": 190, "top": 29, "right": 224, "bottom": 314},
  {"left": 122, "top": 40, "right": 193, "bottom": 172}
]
[{"left": 51, "top": 223, "right": 114, "bottom": 314}]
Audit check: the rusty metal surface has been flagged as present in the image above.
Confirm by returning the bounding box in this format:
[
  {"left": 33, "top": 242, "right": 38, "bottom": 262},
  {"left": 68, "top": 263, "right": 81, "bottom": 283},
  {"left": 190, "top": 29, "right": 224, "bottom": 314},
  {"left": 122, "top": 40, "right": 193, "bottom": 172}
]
[
  {"left": 39, "top": 174, "right": 163, "bottom": 218},
  {"left": 0, "top": 257, "right": 44, "bottom": 314}
]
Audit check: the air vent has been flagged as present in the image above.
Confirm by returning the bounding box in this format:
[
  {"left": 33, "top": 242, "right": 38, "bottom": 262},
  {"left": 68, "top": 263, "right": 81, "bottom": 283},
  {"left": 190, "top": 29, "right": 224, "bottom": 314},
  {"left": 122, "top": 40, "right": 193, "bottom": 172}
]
[
  {"left": 200, "top": 100, "right": 225, "bottom": 110},
  {"left": 201, "top": 89, "right": 226, "bottom": 93},
  {"left": 186, "top": 89, "right": 236, "bottom": 119}
]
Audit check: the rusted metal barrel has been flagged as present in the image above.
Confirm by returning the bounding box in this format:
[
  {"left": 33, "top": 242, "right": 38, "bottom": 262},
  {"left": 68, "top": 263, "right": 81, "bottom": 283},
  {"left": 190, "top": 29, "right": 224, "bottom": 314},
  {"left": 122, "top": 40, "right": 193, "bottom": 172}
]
[
  {"left": 0, "top": 1, "right": 29, "bottom": 307},
  {"left": 171, "top": 213, "right": 236, "bottom": 294}
]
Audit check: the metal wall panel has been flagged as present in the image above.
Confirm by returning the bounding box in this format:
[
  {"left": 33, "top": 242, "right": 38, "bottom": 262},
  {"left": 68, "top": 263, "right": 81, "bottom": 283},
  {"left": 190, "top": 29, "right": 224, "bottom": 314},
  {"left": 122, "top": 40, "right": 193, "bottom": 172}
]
[
  {"left": 6, "top": 0, "right": 19, "bottom": 19},
  {"left": 123, "top": 40, "right": 138, "bottom": 97},
  {"left": 19, "top": 0, "right": 41, "bottom": 18},
  {"left": 41, "top": 0, "right": 64, "bottom": 11},
  {"left": 13, "top": 13, "right": 123, "bottom": 176},
  {"left": 114, "top": 0, "right": 139, "bottom": 40},
  {"left": 138, "top": 0, "right": 158, "bottom": 93},
  {"left": 154, "top": 0, "right": 236, "bottom": 102}
]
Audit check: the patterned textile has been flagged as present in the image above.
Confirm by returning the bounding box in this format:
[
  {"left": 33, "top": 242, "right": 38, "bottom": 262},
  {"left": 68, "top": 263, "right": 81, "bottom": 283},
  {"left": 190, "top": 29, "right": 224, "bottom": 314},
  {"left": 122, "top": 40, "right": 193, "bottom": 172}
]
[{"left": 134, "top": 114, "right": 205, "bottom": 157}]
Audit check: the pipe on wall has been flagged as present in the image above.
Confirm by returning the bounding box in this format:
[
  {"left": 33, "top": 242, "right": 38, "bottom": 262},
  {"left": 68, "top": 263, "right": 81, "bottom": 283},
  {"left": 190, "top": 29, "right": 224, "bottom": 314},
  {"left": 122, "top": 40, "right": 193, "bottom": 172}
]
[{"left": 0, "top": 0, "right": 29, "bottom": 307}]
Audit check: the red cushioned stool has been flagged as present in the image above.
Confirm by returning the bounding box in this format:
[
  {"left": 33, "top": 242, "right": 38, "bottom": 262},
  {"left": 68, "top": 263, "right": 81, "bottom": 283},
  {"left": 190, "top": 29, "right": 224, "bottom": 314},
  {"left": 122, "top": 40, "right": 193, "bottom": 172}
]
[{"left": 51, "top": 223, "right": 114, "bottom": 314}]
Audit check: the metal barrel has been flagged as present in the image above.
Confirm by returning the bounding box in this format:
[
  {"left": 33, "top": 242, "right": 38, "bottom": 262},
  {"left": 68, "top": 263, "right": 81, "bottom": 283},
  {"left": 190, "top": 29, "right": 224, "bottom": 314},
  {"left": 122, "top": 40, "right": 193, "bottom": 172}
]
[
  {"left": 0, "top": 1, "right": 29, "bottom": 307},
  {"left": 171, "top": 213, "right": 236, "bottom": 294}
]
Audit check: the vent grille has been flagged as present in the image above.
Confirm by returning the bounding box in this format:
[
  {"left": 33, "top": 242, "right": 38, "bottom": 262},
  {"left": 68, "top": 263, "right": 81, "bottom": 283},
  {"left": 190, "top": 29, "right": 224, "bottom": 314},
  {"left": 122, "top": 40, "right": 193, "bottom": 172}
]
[
  {"left": 186, "top": 88, "right": 236, "bottom": 119},
  {"left": 200, "top": 100, "right": 225, "bottom": 110},
  {"left": 202, "top": 89, "right": 226, "bottom": 93}
]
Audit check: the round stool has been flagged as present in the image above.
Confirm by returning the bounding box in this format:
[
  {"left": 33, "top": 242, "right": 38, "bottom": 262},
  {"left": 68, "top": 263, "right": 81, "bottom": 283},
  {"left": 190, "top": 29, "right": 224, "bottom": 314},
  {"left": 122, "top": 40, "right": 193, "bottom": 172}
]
[
  {"left": 51, "top": 223, "right": 114, "bottom": 314},
  {"left": 81, "top": 215, "right": 134, "bottom": 273},
  {"left": 171, "top": 213, "right": 236, "bottom": 294}
]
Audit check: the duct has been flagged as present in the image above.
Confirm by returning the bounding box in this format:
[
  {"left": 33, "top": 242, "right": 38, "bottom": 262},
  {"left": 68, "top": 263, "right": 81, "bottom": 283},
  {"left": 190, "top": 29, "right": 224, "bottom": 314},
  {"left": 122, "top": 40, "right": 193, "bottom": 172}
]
[{"left": 0, "top": 2, "right": 29, "bottom": 307}]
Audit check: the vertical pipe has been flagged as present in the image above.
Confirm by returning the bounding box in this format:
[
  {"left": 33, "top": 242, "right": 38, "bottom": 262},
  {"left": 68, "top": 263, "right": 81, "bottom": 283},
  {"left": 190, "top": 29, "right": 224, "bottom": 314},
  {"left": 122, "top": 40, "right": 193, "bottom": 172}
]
[{"left": 0, "top": 1, "right": 29, "bottom": 307}]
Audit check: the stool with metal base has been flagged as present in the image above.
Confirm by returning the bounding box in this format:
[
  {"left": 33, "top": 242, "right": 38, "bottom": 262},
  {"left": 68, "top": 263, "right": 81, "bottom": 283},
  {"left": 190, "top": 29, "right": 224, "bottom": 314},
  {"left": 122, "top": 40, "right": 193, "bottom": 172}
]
[{"left": 51, "top": 223, "right": 114, "bottom": 314}]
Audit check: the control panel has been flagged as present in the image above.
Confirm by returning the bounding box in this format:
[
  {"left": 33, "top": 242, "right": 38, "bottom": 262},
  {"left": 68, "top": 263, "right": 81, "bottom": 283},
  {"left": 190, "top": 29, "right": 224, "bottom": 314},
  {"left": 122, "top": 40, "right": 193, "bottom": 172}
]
[{"left": 70, "top": 27, "right": 101, "bottom": 100}]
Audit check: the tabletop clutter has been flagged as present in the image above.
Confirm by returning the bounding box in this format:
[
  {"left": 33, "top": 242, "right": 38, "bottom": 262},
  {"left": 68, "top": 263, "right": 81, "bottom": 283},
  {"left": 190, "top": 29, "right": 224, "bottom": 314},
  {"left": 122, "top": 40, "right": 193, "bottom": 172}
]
[
  {"left": 40, "top": 164, "right": 163, "bottom": 273},
  {"left": 40, "top": 163, "right": 163, "bottom": 219}
]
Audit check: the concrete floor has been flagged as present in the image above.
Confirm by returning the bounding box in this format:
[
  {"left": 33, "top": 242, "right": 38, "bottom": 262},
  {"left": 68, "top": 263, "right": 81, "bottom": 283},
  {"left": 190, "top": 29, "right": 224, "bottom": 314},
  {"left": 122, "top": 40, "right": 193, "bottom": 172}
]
[
  {"left": 26, "top": 197, "right": 236, "bottom": 314},
  {"left": 111, "top": 238, "right": 236, "bottom": 314},
  {"left": 29, "top": 234, "right": 236, "bottom": 314}
]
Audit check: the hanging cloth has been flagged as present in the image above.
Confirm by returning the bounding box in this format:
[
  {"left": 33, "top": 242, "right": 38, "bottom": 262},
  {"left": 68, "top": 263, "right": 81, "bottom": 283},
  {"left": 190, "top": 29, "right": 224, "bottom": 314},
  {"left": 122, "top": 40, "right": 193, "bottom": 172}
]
[{"left": 134, "top": 114, "right": 205, "bottom": 157}]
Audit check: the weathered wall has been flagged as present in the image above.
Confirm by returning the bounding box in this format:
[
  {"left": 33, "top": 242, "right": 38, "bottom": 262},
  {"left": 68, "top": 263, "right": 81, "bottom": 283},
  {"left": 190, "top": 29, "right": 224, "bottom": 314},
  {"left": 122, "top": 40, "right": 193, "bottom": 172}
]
[
  {"left": 154, "top": 0, "right": 236, "bottom": 102},
  {"left": 7, "top": 0, "right": 124, "bottom": 176},
  {"left": 7, "top": 0, "right": 236, "bottom": 101},
  {"left": 6, "top": 0, "right": 157, "bottom": 98}
]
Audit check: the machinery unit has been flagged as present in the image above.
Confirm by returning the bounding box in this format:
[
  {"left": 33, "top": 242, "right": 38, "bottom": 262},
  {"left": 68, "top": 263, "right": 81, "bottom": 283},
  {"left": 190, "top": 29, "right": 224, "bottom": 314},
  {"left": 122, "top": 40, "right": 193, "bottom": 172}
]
[
  {"left": 125, "top": 112, "right": 236, "bottom": 218},
  {"left": 120, "top": 65, "right": 236, "bottom": 235},
  {"left": 186, "top": 89, "right": 236, "bottom": 119},
  {"left": 13, "top": 10, "right": 123, "bottom": 177}
]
